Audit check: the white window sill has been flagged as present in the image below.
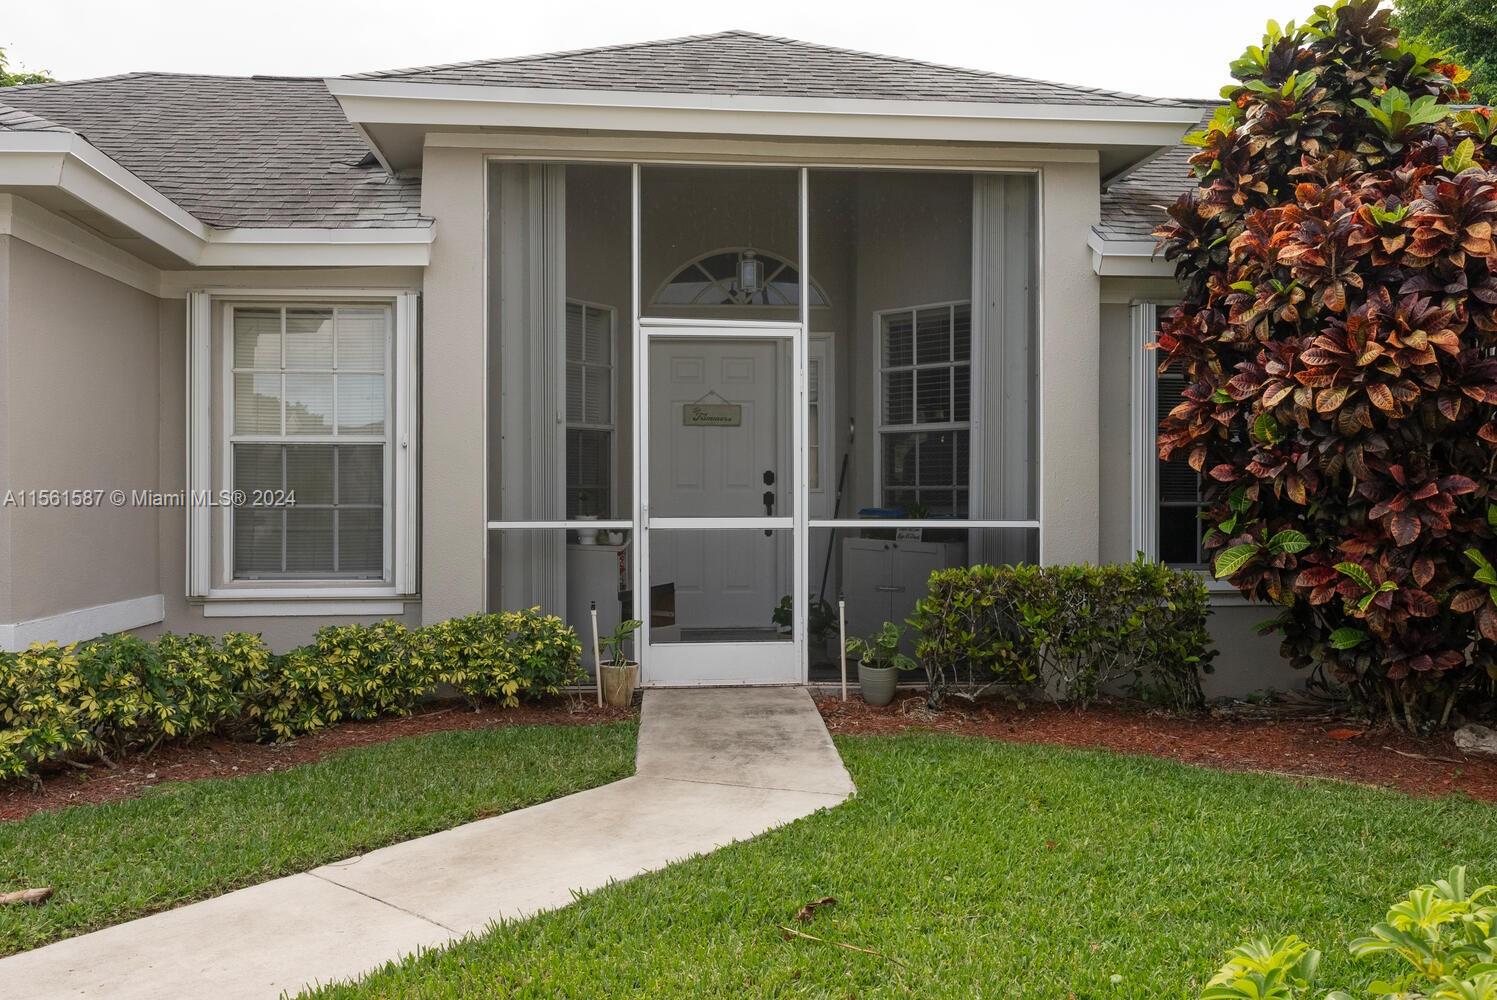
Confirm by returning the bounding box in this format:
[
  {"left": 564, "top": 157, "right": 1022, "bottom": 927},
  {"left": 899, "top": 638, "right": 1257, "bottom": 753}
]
[
  {"left": 198, "top": 589, "right": 415, "bottom": 618},
  {"left": 1163, "top": 566, "right": 1258, "bottom": 607},
  {"left": 1203, "top": 578, "right": 1254, "bottom": 607}
]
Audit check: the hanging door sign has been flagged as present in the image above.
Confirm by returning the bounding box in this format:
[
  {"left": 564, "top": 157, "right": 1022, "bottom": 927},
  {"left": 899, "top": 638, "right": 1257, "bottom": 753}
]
[{"left": 683, "top": 402, "right": 742, "bottom": 427}]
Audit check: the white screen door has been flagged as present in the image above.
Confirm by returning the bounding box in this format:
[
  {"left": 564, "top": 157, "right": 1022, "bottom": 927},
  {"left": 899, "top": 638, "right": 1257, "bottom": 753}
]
[{"left": 638, "top": 321, "right": 801, "bottom": 685}]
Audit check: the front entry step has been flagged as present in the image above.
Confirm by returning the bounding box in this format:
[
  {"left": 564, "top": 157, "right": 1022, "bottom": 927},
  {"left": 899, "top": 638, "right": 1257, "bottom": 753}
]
[{"left": 637, "top": 687, "right": 855, "bottom": 796}]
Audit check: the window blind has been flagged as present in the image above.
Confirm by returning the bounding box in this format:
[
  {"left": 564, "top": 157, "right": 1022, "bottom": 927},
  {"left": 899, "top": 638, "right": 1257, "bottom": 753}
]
[{"left": 230, "top": 305, "right": 389, "bottom": 580}]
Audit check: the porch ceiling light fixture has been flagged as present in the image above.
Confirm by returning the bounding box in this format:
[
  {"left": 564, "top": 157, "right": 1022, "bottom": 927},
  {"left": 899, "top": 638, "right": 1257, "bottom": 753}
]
[{"left": 736, "top": 249, "right": 764, "bottom": 298}]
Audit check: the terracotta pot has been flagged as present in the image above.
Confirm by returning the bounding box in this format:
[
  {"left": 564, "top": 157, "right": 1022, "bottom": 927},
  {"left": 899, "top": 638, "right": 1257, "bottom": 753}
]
[
  {"left": 858, "top": 661, "right": 900, "bottom": 707},
  {"left": 600, "top": 662, "right": 639, "bottom": 707}
]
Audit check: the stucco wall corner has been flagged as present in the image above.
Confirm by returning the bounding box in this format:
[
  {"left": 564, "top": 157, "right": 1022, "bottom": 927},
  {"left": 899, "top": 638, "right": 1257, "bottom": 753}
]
[
  {"left": 419, "top": 146, "right": 489, "bottom": 623},
  {"left": 1039, "top": 160, "right": 1102, "bottom": 566}
]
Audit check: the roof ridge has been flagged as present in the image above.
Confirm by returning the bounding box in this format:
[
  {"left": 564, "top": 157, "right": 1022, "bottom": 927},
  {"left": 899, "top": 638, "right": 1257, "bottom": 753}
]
[
  {"left": 0, "top": 70, "right": 333, "bottom": 93},
  {"left": 0, "top": 99, "right": 76, "bottom": 134},
  {"left": 746, "top": 33, "right": 1182, "bottom": 107},
  {"left": 0, "top": 70, "right": 158, "bottom": 92},
  {"left": 350, "top": 29, "right": 1180, "bottom": 107},
  {"left": 349, "top": 29, "right": 749, "bottom": 80}
]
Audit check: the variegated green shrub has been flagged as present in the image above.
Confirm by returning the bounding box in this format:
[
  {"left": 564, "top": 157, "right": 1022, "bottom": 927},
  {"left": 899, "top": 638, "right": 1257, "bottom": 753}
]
[
  {"left": 425, "top": 610, "right": 582, "bottom": 708},
  {"left": 0, "top": 608, "right": 583, "bottom": 780},
  {"left": 241, "top": 621, "right": 430, "bottom": 740},
  {"left": 1200, "top": 867, "right": 1497, "bottom": 1000}
]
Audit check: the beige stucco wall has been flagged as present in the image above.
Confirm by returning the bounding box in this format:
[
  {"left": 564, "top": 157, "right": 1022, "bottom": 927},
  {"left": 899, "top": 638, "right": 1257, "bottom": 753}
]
[
  {"left": 0, "top": 236, "right": 161, "bottom": 624},
  {"left": 1039, "top": 161, "right": 1102, "bottom": 565},
  {"left": 421, "top": 145, "right": 489, "bottom": 624},
  {"left": 0, "top": 236, "right": 11, "bottom": 625}
]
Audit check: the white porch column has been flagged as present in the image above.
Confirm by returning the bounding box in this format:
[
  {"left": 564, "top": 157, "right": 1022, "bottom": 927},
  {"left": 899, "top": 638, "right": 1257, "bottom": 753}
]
[
  {"left": 419, "top": 146, "right": 488, "bottom": 622},
  {"left": 1038, "top": 159, "right": 1102, "bottom": 565}
]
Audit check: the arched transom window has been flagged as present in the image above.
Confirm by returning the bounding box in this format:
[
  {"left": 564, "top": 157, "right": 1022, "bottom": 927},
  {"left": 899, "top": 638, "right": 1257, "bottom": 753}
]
[{"left": 652, "top": 247, "right": 829, "bottom": 307}]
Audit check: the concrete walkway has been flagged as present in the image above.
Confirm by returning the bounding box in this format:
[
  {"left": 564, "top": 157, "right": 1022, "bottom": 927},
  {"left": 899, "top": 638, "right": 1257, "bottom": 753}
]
[{"left": 2, "top": 688, "right": 852, "bottom": 1000}]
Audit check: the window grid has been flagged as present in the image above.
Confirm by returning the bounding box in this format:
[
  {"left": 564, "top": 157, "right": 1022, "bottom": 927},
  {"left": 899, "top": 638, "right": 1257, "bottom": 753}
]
[
  {"left": 652, "top": 247, "right": 829, "bottom": 308},
  {"left": 1157, "top": 371, "right": 1208, "bottom": 567},
  {"left": 807, "top": 355, "right": 822, "bottom": 493},
  {"left": 229, "top": 304, "right": 390, "bottom": 580},
  {"left": 877, "top": 303, "right": 972, "bottom": 517},
  {"left": 566, "top": 301, "right": 615, "bottom": 518}
]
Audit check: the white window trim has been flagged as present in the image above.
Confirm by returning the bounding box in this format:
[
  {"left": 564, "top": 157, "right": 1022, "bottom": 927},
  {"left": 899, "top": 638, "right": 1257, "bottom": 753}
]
[
  {"left": 1129, "top": 302, "right": 1160, "bottom": 561},
  {"left": 186, "top": 289, "right": 419, "bottom": 609},
  {"left": 564, "top": 299, "right": 618, "bottom": 518},
  {"left": 872, "top": 299, "right": 972, "bottom": 513},
  {"left": 1130, "top": 301, "right": 1245, "bottom": 601}
]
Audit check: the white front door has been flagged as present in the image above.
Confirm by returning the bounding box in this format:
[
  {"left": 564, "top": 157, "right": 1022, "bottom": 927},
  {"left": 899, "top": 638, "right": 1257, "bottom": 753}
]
[
  {"left": 639, "top": 324, "right": 801, "bottom": 686},
  {"left": 648, "top": 339, "right": 783, "bottom": 627}
]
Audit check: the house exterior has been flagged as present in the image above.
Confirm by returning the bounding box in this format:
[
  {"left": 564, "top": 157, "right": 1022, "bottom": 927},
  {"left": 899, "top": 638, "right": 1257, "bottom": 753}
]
[{"left": 0, "top": 32, "right": 1295, "bottom": 695}]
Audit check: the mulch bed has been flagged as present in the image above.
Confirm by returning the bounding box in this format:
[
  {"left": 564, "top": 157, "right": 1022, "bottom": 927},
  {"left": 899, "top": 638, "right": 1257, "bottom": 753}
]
[
  {"left": 818, "top": 695, "right": 1497, "bottom": 804},
  {"left": 0, "top": 697, "right": 635, "bottom": 824}
]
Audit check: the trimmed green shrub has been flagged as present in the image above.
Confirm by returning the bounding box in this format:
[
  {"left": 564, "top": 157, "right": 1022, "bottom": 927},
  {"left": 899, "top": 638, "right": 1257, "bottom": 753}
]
[
  {"left": 425, "top": 610, "right": 583, "bottom": 708},
  {"left": 0, "top": 608, "right": 583, "bottom": 780},
  {"left": 910, "top": 559, "right": 1215, "bottom": 710}
]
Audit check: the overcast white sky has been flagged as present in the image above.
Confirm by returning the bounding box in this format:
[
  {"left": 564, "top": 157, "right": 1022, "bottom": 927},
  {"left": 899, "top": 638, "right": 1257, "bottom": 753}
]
[{"left": 5, "top": 0, "right": 1318, "bottom": 100}]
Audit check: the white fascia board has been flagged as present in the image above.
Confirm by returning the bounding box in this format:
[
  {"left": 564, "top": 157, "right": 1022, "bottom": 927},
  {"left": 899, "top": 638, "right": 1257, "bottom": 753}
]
[
  {"left": 198, "top": 226, "right": 435, "bottom": 267},
  {"left": 0, "top": 132, "right": 207, "bottom": 260},
  {"left": 0, "top": 133, "right": 431, "bottom": 272},
  {"left": 1088, "top": 231, "right": 1175, "bottom": 277},
  {"left": 328, "top": 79, "right": 1202, "bottom": 149}
]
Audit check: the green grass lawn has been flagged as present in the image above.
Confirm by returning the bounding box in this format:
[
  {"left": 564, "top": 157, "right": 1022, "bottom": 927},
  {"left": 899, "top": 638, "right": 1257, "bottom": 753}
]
[
  {"left": 309, "top": 731, "right": 1497, "bottom": 1000},
  {"left": 0, "top": 720, "right": 637, "bottom": 956}
]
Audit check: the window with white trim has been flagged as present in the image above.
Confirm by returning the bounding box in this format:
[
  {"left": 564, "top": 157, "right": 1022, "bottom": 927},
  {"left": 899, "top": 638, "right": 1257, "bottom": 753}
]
[
  {"left": 1131, "top": 301, "right": 1207, "bottom": 568},
  {"left": 877, "top": 302, "right": 971, "bottom": 517},
  {"left": 228, "top": 304, "right": 391, "bottom": 580},
  {"left": 565, "top": 301, "right": 613, "bottom": 518}
]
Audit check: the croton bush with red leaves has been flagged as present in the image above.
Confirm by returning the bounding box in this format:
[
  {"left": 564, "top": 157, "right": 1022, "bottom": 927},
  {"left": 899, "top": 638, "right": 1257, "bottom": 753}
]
[{"left": 1153, "top": 0, "right": 1497, "bottom": 727}]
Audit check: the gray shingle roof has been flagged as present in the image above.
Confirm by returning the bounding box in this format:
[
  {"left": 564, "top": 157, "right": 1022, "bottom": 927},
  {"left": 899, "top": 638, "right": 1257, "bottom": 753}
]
[
  {"left": 0, "top": 101, "right": 74, "bottom": 133},
  {"left": 353, "top": 30, "right": 1185, "bottom": 108},
  {"left": 0, "top": 74, "right": 425, "bottom": 229},
  {"left": 1096, "top": 106, "right": 1213, "bottom": 241},
  {"left": 0, "top": 34, "right": 1195, "bottom": 234}
]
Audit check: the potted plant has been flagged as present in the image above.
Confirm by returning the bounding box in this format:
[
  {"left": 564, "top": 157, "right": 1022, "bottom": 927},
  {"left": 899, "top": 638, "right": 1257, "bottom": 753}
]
[
  {"left": 845, "top": 621, "right": 917, "bottom": 707},
  {"left": 771, "top": 596, "right": 838, "bottom": 663},
  {"left": 598, "top": 618, "right": 642, "bottom": 707},
  {"left": 574, "top": 490, "right": 600, "bottom": 545}
]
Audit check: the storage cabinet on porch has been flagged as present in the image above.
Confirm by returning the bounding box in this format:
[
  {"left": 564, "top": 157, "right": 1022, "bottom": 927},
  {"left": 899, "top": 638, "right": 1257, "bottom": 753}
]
[{"left": 841, "top": 538, "right": 964, "bottom": 643}]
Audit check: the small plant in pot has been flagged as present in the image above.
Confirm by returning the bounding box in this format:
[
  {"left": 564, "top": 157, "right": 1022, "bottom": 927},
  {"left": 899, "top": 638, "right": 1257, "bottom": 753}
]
[
  {"left": 598, "top": 618, "right": 642, "bottom": 708},
  {"left": 770, "top": 596, "right": 837, "bottom": 661},
  {"left": 845, "top": 622, "right": 917, "bottom": 707},
  {"left": 574, "top": 490, "right": 600, "bottom": 545}
]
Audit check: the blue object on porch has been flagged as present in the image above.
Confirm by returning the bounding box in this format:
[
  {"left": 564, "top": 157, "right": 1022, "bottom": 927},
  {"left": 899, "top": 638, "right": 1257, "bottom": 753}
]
[{"left": 856, "top": 507, "right": 906, "bottom": 519}]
